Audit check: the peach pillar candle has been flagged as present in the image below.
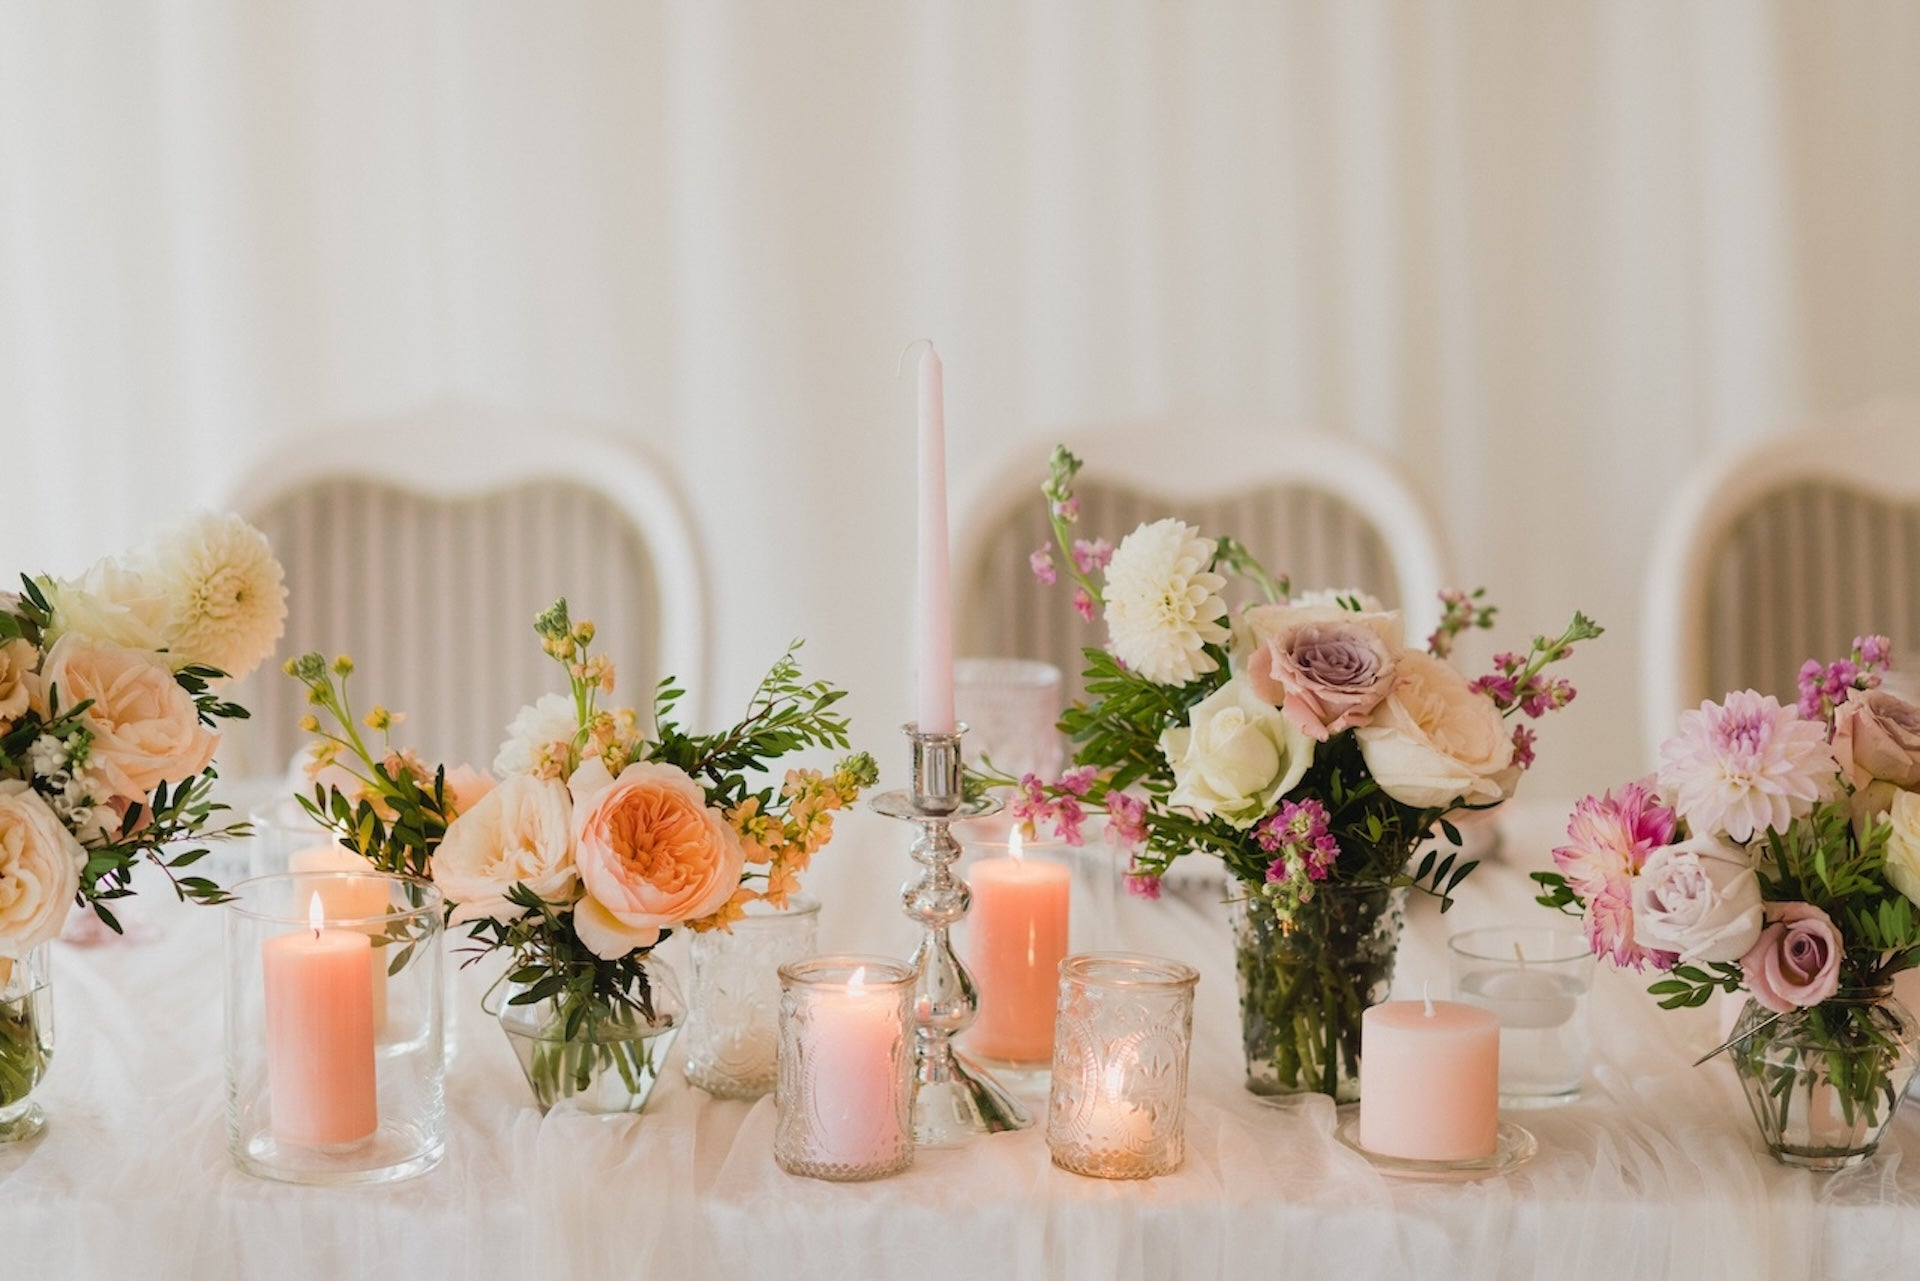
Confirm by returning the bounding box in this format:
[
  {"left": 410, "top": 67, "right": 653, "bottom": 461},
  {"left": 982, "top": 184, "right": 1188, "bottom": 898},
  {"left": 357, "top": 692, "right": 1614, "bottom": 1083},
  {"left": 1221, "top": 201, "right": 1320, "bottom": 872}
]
[
  {"left": 289, "top": 845, "right": 390, "bottom": 1029},
  {"left": 915, "top": 342, "right": 955, "bottom": 734},
  {"left": 1358, "top": 994, "right": 1499, "bottom": 1161},
  {"left": 262, "top": 894, "right": 379, "bottom": 1148},
  {"left": 800, "top": 967, "right": 909, "bottom": 1168},
  {"left": 967, "top": 829, "right": 1072, "bottom": 1063}
]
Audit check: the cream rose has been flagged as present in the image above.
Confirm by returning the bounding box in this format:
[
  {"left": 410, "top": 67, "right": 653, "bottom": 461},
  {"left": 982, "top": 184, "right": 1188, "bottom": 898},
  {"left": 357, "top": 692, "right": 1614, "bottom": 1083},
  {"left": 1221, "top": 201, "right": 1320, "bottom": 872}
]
[
  {"left": 0, "top": 638, "right": 35, "bottom": 725},
  {"left": 30, "top": 633, "right": 218, "bottom": 803},
  {"left": 441, "top": 764, "right": 499, "bottom": 820},
  {"left": 1833, "top": 689, "right": 1920, "bottom": 791},
  {"left": 1881, "top": 789, "right": 1920, "bottom": 910},
  {"left": 1159, "top": 676, "right": 1315, "bottom": 828},
  {"left": 569, "top": 759, "right": 746, "bottom": 959},
  {"left": 44, "top": 559, "right": 172, "bottom": 653},
  {"left": 0, "top": 781, "right": 84, "bottom": 956},
  {"left": 1354, "top": 651, "right": 1514, "bottom": 809},
  {"left": 432, "top": 775, "right": 578, "bottom": 924},
  {"left": 1630, "top": 832, "right": 1765, "bottom": 963}
]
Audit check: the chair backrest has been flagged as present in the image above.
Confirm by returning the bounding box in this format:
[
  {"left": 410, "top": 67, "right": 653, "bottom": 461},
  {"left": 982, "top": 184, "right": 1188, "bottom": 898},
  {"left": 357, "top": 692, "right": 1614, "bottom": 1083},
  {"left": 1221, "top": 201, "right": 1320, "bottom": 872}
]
[
  {"left": 221, "top": 408, "right": 707, "bottom": 777},
  {"left": 954, "top": 422, "right": 1449, "bottom": 704},
  {"left": 1641, "top": 398, "right": 1920, "bottom": 762}
]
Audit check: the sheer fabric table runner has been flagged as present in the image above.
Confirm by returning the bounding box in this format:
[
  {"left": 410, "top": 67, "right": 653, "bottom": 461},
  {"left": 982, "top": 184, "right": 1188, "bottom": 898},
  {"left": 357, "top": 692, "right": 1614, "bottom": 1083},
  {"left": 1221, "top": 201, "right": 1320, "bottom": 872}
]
[{"left": 3, "top": 802, "right": 1915, "bottom": 1280}]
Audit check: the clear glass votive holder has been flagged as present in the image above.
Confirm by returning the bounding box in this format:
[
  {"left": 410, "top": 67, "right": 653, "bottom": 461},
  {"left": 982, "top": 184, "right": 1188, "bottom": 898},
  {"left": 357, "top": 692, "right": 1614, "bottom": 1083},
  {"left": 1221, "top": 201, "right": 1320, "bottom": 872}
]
[
  {"left": 682, "top": 896, "right": 821, "bottom": 1100},
  {"left": 1047, "top": 953, "right": 1199, "bottom": 1179},
  {"left": 774, "top": 954, "right": 914, "bottom": 1182},
  {"left": 1448, "top": 925, "right": 1593, "bottom": 1108},
  {"left": 957, "top": 824, "right": 1075, "bottom": 1085},
  {"left": 225, "top": 872, "right": 445, "bottom": 1185},
  {"left": 954, "top": 657, "right": 1065, "bottom": 782}
]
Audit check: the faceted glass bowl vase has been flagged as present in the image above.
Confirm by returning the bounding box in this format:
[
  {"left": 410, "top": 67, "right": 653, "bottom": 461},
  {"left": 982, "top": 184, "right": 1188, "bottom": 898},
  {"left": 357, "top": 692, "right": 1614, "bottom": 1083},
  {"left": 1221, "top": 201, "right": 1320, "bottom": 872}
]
[
  {"left": 1730, "top": 988, "right": 1920, "bottom": 1171},
  {"left": 487, "top": 956, "right": 685, "bottom": 1116},
  {"left": 683, "top": 897, "right": 820, "bottom": 1100},
  {"left": 1230, "top": 884, "right": 1406, "bottom": 1102},
  {"left": 0, "top": 945, "right": 53, "bottom": 1142}
]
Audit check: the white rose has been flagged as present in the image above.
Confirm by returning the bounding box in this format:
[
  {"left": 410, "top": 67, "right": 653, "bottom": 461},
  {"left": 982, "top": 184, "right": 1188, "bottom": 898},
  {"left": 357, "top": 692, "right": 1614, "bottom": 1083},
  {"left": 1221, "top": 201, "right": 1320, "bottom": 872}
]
[
  {"left": 0, "top": 638, "right": 35, "bottom": 724},
  {"left": 44, "top": 559, "right": 172, "bottom": 653},
  {"left": 432, "top": 774, "right": 579, "bottom": 924},
  {"left": 1882, "top": 789, "right": 1920, "bottom": 910},
  {"left": 1354, "top": 651, "right": 1514, "bottom": 809},
  {"left": 1158, "top": 676, "right": 1314, "bottom": 827},
  {"left": 30, "top": 633, "right": 219, "bottom": 803},
  {"left": 0, "top": 780, "right": 84, "bottom": 956},
  {"left": 493, "top": 693, "right": 581, "bottom": 779},
  {"left": 1630, "top": 832, "right": 1765, "bottom": 963}
]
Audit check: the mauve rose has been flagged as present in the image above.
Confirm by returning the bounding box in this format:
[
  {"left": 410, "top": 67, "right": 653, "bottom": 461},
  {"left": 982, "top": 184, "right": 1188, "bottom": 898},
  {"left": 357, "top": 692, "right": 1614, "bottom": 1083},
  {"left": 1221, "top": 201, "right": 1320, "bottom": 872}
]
[
  {"left": 1740, "top": 902, "right": 1844, "bottom": 1014},
  {"left": 1832, "top": 689, "right": 1920, "bottom": 790},
  {"left": 1248, "top": 620, "right": 1398, "bottom": 742}
]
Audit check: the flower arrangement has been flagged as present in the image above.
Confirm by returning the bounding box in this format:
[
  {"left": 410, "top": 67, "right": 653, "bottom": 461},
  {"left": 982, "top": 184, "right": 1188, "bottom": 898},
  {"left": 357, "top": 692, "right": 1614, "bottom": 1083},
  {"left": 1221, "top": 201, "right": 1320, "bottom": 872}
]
[
  {"left": 992, "top": 446, "right": 1598, "bottom": 1098},
  {"left": 1535, "top": 637, "right": 1920, "bottom": 1163},
  {"left": 288, "top": 599, "right": 876, "bottom": 1110}
]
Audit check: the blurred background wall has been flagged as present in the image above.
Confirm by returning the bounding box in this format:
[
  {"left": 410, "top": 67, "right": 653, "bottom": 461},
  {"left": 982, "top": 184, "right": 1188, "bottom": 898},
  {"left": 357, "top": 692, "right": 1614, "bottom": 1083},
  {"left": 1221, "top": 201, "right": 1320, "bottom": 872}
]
[{"left": 4, "top": 0, "right": 1919, "bottom": 800}]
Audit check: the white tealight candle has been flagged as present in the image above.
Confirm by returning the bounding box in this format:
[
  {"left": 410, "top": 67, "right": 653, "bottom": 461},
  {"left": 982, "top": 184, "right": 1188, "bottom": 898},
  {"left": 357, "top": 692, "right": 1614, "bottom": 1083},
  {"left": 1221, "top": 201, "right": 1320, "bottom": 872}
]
[{"left": 1458, "top": 968, "right": 1579, "bottom": 1030}]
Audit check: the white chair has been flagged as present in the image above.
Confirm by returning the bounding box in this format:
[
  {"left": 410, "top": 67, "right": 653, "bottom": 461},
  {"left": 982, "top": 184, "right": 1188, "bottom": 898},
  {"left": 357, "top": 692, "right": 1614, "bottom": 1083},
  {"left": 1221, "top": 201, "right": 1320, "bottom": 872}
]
[
  {"left": 220, "top": 407, "right": 708, "bottom": 777},
  {"left": 954, "top": 421, "right": 1450, "bottom": 704},
  {"left": 1641, "top": 398, "right": 1920, "bottom": 763}
]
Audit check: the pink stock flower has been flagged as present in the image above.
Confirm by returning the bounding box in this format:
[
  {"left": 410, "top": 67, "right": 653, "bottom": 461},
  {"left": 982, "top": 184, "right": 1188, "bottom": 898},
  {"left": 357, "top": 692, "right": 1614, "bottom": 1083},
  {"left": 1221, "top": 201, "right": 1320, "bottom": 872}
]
[
  {"left": 1511, "top": 724, "right": 1537, "bottom": 771},
  {"left": 1029, "top": 547, "right": 1058, "bottom": 587},
  {"left": 1254, "top": 798, "right": 1340, "bottom": 884},
  {"left": 1071, "top": 538, "right": 1114, "bottom": 575},
  {"left": 1072, "top": 587, "right": 1096, "bottom": 623},
  {"left": 1052, "top": 797, "right": 1086, "bottom": 845},
  {"left": 1058, "top": 765, "right": 1097, "bottom": 796},
  {"left": 1104, "top": 792, "right": 1148, "bottom": 848},
  {"left": 1554, "top": 783, "right": 1679, "bottom": 970},
  {"left": 1657, "top": 691, "right": 1834, "bottom": 842},
  {"left": 1857, "top": 634, "right": 1893, "bottom": 667},
  {"left": 1123, "top": 868, "right": 1163, "bottom": 900},
  {"left": 1053, "top": 498, "right": 1080, "bottom": 523},
  {"left": 1008, "top": 772, "right": 1088, "bottom": 846}
]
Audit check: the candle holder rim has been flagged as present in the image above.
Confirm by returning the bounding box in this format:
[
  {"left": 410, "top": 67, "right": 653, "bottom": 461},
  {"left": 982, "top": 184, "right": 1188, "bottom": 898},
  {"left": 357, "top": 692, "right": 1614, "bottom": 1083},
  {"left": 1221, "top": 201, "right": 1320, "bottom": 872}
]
[
  {"left": 1445, "top": 924, "right": 1593, "bottom": 966},
  {"left": 1059, "top": 951, "right": 1200, "bottom": 991},
  {"left": 952, "top": 657, "right": 1064, "bottom": 688},
  {"left": 900, "top": 720, "right": 969, "bottom": 742},
  {"left": 869, "top": 790, "right": 1003, "bottom": 822},
  {"left": 778, "top": 953, "right": 916, "bottom": 990},
  {"left": 224, "top": 870, "right": 444, "bottom": 928},
  {"left": 729, "top": 893, "right": 821, "bottom": 922}
]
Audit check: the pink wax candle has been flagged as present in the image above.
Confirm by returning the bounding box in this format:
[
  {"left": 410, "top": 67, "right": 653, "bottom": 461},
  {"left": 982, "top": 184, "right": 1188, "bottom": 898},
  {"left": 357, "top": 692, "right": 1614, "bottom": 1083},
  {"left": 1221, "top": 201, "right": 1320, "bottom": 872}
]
[
  {"left": 916, "top": 343, "right": 955, "bottom": 734},
  {"left": 798, "top": 967, "right": 910, "bottom": 1168},
  {"left": 967, "top": 829, "right": 1072, "bottom": 1063},
  {"left": 289, "top": 844, "right": 390, "bottom": 1029},
  {"left": 263, "top": 893, "right": 380, "bottom": 1148},
  {"left": 1358, "top": 995, "right": 1500, "bottom": 1161}
]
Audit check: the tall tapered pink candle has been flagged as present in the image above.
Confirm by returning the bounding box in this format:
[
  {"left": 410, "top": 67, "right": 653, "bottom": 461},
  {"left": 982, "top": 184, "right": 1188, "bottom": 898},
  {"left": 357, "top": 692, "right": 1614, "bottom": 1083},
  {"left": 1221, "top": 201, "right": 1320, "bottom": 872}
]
[
  {"left": 1358, "top": 995, "right": 1499, "bottom": 1161},
  {"left": 967, "top": 828, "right": 1071, "bottom": 1063},
  {"left": 916, "top": 343, "right": 955, "bottom": 734},
  {"left": 263, "top": 893, "right": 379, "bottom": 1148}
]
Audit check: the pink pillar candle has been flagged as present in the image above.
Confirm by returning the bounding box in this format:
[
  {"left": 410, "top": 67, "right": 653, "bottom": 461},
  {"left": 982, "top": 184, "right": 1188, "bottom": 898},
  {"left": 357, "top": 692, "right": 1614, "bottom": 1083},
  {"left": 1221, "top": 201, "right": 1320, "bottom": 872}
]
[
  {"left": 915, "top": 343, "right": 955, "bottom": 734},
  {"left": 289, "top": 845, "right": 390, "bottom": 1029},
  {"left": 967, "top": 850, "right": 1071, "bottom": 1063},
  {"left": 262, "top": 900, "right": 379, "bottom": 1148},
  {"left": 799, "top": 970, "right": 910, "bottom": 1169},
  {"left": 1357, "top": 998, "right": 1499, "bottom": 1161}
]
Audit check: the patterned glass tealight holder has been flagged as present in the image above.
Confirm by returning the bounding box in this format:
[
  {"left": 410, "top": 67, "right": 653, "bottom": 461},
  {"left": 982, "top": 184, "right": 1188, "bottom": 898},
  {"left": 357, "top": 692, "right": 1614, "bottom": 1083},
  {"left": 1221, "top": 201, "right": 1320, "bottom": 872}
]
[
  {"left": 1047, "top": 952, "right": 1198, "bottom": 1179},
  {"left": 683, "top": 896, "right": 821, "bottom": 1100},
  {"left": 775, "top": 954, "right": 915, "bottom": 1181},
  {"left": 224, "top": 872, "right": 445, "bottom": 1185}
]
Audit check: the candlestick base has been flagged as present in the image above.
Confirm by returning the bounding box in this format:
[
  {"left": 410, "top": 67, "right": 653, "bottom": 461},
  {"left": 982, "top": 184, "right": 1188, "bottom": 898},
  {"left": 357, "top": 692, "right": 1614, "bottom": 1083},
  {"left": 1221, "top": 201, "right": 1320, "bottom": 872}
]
[{"left": 1333, "top": 1111, "right": 1537, "bottom": 1181}]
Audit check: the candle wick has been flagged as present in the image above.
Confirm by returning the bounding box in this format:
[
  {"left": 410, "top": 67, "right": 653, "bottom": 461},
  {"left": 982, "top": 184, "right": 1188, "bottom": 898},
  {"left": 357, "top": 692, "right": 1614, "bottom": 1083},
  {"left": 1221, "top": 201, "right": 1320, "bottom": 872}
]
[
  {"left": 896, "top": 337, "right": 935, "bottom": 377},
  {"left": 1513, "top": 941, "right": 1528, "bottom": 970},
  {"left": 1422, "top": 980, "right": 1434, "bottom": 1018}
]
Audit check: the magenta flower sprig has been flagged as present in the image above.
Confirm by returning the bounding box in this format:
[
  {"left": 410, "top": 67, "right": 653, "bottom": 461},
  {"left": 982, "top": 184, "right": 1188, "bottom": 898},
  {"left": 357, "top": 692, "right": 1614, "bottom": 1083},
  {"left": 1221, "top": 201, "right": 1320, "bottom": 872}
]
[
  {"left": 1470, "top": 612, "right": 1600, "bottom": 720},
  {"left": 1032, "top": 446, "right": 1107, "bottom": 623},
  {"left": 1796, "top": 634, "right": 1892, "bottom": 722},
  {"left": 1255, "top": 799, "right": 1341, "bottom": 886},
  {"left": 1427, "top": 586, "right": 1497, "bottom": 658}
]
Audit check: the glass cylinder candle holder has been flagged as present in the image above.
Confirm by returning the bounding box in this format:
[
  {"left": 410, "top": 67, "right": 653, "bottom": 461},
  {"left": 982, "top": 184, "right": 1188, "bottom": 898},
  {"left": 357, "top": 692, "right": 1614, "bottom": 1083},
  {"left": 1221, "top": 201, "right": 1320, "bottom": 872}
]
[
  {"left": 683, "top": 896, "right": 821, "bottom": 1100},
  {"left": 959, "top": 825, "right": 1074, "bottom": 1083},
  {"left": 1047, "top": 953, "right": 1198, "bottom": 1180},
  {"left": 225, "top": 872, "right": 445, "bottom": 1185},
  {"left": 775, "top": 954, "right": 914, "bottom": 1182},
  {"left": 1448, "top": 925, "right": 1593, "bottom": 1108}
]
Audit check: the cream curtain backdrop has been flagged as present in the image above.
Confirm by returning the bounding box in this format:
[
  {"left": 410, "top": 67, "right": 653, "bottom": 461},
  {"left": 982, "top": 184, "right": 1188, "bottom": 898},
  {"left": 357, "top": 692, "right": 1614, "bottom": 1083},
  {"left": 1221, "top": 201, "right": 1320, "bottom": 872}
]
[{"left": 4, "top": 1, "right": 1920, "bottom": 802}]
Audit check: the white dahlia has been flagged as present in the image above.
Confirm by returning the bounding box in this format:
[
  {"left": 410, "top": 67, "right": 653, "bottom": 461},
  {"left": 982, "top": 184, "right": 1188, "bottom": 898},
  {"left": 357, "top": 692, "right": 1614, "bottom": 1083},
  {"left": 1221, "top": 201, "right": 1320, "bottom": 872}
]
[
  {"left": 494, "top": 693, "right": 582, "bottom": 779},
  {"left": 1656, "top": 690, "right": 1836, "bottom": 842},
  {"left": 1102, "top": 518, "right": 1230, "bottom": 685},
  {"left": 143, "top": 513, "right": 288, "bottom": 681}
]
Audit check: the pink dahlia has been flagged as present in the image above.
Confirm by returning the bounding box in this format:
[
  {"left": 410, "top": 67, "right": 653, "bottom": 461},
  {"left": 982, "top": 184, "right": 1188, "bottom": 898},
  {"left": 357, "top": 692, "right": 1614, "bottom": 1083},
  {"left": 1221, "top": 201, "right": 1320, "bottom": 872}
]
[
  {"left": 1553, "top": 783, "right": 1678, "bottom": 970},
  {"left": 1657, "top": 691, "right": 1835, "bottom": 842}
]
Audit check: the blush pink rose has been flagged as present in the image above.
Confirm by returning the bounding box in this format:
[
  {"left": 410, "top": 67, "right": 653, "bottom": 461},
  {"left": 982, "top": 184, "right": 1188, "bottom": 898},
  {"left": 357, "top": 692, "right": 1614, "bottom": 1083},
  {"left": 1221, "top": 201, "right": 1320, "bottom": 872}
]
[
  {"left": 1739, "top": 901, "right": 1843, "bottom": 1014},
  {"left": 1248, "top": 618, "right": 1399, "bottom": 741},
  {"left": 441, "top": 764, "right": 498, "bottom": 819},
  {"left": 568, "top": 759, "right": 746, "bottom": 959},
  {"left": 31, "top": 633, "right": 218, "bottom": 803},
  {"left": 1832, "top": 689, "right": 1920, "bottom": 791}
]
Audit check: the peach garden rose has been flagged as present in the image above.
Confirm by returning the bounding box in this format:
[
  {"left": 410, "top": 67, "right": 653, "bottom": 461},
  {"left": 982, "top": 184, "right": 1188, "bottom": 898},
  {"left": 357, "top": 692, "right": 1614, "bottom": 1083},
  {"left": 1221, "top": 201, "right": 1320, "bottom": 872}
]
[
  {"left": 0, "top": 780, "right": 84, "bottom": 956},
  {"left": 31, "top": 632, "right": 218, "bottom": 804}
]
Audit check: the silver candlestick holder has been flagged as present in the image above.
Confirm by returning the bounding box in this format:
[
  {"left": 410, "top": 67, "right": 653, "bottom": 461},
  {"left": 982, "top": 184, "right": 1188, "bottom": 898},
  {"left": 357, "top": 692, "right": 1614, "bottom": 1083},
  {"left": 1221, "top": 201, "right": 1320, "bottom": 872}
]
[{"left": 870, "top": 722, "right": 1033, "bottom": 1143}]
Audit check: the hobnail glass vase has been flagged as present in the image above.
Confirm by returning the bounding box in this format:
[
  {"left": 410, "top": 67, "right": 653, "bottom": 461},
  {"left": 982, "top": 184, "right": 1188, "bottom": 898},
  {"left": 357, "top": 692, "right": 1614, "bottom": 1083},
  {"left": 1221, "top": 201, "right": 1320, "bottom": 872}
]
[
  {"left": 486, "top": 956, "right": 685, "bottom": 1116},
  {"left": 1729, "top": 986, "right": 1920, "bottom": 1171},
  {"left": 1230, "top": 883, "right": 1406, "bottom": 1102},
  {"left": 0, "top": 945, "right": 52, "bottom": 1142},
  {"left": 682, "top": 897, "right": 820, "bottom": 1100}
]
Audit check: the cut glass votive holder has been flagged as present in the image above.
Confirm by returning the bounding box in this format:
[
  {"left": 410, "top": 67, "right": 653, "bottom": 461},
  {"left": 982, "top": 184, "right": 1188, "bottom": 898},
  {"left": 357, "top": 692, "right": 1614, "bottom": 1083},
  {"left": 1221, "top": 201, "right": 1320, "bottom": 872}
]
[
  {"left": 1047, "top": 953, "right": 1198, "bottom": 1179},
  {"left": 1448, "top": 925, "right": 1593, "bottom": 1108},
  {"left": 683, "top": 895, "right": 821, "bottom": 1100},
  {"left": 224, "top": 872, "right": 445, "bottom": 1185},
  {"left": 774, "top": 954, "right": 914, "bottom": 1182}
]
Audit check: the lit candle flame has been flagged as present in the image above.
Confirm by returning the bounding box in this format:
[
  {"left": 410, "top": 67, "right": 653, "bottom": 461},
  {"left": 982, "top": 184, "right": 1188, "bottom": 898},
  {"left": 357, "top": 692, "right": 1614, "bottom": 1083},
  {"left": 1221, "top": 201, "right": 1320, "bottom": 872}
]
[
  {"left": 849, "top": 965, "right": 868, "bottom": 991},
  {"left": 307, "top": 891, "right": 325, "bottom": 938},
  {"left": 1422, "top": 979, "right": 1434, "bottom": 1018},
  {"left": 1009, "top": 825, "right": 1024, "bottom": 862}
]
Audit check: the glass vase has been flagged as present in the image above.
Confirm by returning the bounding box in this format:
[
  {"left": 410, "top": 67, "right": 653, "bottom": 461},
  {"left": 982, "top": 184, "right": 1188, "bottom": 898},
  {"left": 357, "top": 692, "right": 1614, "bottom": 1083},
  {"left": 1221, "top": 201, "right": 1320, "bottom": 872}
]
[
  {"left": 487, "top": 955, "right": 685, "bottom": 1116},
  {"left": 682, "top": 897, "right": 820, "bottom": 1100},
  {"left": 0, "top": 945, "right": 52, "bottom": 1142},
  {"left": 1230, "top": 884, "right": 1406, "bottom": 1102},
  {"left": 1729, "top": 987, "right": 1920, "bottom": 1171}
]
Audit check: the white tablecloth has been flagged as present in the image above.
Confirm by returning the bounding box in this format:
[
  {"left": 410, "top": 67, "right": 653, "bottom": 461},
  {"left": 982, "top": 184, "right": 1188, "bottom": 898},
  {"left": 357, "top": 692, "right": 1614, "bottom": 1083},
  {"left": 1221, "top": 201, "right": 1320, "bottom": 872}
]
[{"left": 4, "top": 803, "right": 1918, "bottom": 1281}]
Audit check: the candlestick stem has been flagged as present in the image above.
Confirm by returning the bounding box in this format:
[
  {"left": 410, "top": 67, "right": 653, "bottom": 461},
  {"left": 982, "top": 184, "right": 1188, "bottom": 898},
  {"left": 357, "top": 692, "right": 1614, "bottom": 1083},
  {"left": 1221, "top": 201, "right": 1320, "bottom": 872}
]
[{"left": 870, "top": 723, "right": 1032, "bottom": 1143}]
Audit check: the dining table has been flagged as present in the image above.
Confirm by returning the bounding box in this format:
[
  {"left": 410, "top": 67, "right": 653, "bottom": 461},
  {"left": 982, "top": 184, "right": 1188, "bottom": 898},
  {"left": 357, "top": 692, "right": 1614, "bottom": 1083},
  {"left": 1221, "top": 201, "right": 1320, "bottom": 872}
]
[{"left": 4, "top": 797, "right": 1917, "bottom": 1281}]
